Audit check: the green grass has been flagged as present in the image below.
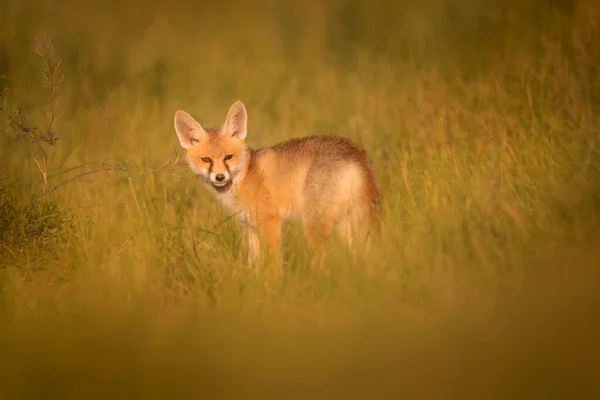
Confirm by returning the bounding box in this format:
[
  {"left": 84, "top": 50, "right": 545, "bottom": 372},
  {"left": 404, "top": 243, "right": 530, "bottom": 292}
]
[{"left": 1, "top": 0, "right": 600, "bottom": 397}]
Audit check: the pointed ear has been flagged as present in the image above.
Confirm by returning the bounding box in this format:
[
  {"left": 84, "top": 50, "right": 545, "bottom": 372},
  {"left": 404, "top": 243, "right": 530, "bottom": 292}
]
[
  {"left": 223, "top": 100, "right": 248, "bottom": 140},
  {"left": 174, "top": 110, "right": 207, "bottom": 149}
]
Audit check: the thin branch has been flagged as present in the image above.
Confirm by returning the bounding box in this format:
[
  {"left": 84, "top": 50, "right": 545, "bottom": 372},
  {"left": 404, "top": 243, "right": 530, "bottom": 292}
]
[
  {"left": 32, "top": 157, "right": 47, "bottom": 194},
  {"left": 49, "top": 167, "right": 115, "bottom": 194},
  {"left": 46, "top": 112, "right": 55, "bottom": 138},
  {"left": 35, "top": 140, "right": 48, "bottom": 159}
]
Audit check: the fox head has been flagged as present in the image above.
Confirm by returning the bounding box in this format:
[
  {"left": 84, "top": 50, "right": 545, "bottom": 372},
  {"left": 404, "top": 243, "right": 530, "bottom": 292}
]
[{"left": 174, "top": 101, "right": 249, "bottom": 193}]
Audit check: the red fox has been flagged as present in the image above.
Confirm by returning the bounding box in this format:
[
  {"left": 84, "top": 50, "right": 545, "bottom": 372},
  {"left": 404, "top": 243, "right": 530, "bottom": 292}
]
[{"left": 174, "top": 100, "right": 380, "bottom": 268}]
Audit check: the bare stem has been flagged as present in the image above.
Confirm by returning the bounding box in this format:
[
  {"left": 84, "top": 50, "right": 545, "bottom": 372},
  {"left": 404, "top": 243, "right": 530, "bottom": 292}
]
[
  {"left": 49, "top": 168, "right": 116, "bottom": 194},
  {"left": 33, "top": 158, "right": 48, "bottom": 195}
]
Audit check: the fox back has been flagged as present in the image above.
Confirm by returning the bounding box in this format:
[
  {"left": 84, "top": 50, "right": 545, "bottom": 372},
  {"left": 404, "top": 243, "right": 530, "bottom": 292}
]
[{"left": 174, "top": 101, "right": 380, "bottom": 266}]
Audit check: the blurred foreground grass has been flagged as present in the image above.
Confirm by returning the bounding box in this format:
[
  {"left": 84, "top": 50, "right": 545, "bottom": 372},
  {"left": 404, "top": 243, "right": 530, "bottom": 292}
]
[{"left": 1, "top": 0, "right": 600, "bottom": 397}]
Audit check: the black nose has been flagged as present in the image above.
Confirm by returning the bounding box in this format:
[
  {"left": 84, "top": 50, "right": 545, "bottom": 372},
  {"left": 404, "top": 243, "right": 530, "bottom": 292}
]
[{"left": 215, "top": 174, "right": 226, "bottom": 182}]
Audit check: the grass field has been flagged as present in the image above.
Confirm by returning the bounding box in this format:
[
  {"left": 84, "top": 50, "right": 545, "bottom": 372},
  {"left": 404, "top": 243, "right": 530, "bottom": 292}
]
[{"left": 1, "top": 0, "right": 600, "bottom": 397}]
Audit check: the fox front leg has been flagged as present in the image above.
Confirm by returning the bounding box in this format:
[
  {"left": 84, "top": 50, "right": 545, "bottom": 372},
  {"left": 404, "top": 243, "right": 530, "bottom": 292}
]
[{"left": 247, "top": 227, "right": 261, "bottom": 266}]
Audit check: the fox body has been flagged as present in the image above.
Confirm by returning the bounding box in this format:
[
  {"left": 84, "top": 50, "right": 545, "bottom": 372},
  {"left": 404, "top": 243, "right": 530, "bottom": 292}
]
[{"left": 174, "top": 101, "right": 380, "bottom": 267}]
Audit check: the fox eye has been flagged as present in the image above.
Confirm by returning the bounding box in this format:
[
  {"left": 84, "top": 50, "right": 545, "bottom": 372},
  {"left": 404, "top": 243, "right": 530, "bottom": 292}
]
[
  {"left": 201, "top": 157, "right": 211, "bottom": 163},
  {"left": 224, "top": 154, "right": 233, "bottom": 161}
]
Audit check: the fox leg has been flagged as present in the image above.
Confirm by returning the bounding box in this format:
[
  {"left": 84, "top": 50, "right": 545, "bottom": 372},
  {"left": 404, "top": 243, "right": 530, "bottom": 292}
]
[
  {"left": 303, "top": 222, "right": 318, "bottom": 249},
  {"left": 247, "top": 228, "right": 261, "bottom": 266},
  {"left": 304, "top": 211, "right": 335, "bottom": 247},
  {"left": 247, "top": 215, "right": 282, "bottom": 272},
  {"left": 304, "top": 220, "right": 325, "bottom": 249},
  {"left": 303, "top": 212, "right": 335, "bottom": 270},
  {"left": 260, "top": 216, "right": 282, "bottom": 268},
  {"left": 335, "top": 215, "right": 354, "bottom": 248}
]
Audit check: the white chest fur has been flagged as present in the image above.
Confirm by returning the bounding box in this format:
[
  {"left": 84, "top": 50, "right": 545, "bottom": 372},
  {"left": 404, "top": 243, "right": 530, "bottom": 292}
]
[{"left": 209, "top": 181, "right": 252, "bottom": 226}]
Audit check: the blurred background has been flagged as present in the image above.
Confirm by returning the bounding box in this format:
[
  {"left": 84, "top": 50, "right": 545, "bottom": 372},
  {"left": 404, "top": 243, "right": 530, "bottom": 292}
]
[{"left": 1, "top": 0, "right": 600, "bottom": 398}]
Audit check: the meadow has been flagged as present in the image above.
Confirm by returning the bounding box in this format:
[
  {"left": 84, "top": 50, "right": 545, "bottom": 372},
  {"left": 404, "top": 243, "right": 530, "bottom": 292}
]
[{"left": 1, "top": 0, "right": 600, "bottom": 397}]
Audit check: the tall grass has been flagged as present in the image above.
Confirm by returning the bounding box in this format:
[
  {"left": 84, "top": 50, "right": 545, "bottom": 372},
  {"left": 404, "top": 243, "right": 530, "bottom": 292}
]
[{"left": 1, "top": 0, "right": 600, "bottom": 397}]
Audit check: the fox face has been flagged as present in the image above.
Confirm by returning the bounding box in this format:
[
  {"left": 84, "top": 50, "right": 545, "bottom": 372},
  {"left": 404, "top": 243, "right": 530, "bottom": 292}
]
[{"left": 174, "top": 101, "right": 249, "bottom": 193}]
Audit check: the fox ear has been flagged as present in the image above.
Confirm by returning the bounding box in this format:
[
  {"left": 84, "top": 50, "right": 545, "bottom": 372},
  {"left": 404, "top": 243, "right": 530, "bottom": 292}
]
[
  {"left": 174, "top": 110, "right": 207, "bottom": 149},
  {"left": 223, "top": 100, "right": 247, "bottom": 140}
]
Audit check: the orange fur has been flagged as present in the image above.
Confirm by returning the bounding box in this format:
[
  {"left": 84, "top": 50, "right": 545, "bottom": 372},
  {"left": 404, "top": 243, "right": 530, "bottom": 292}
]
[{"left": 174, "top": 100, "right": 380, "bottom": 270}]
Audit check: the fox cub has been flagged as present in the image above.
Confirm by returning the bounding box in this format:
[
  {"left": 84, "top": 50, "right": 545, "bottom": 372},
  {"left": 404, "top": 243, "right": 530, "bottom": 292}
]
[{"left": 174, "top": 100, "right": 380, "bottom": 266}]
